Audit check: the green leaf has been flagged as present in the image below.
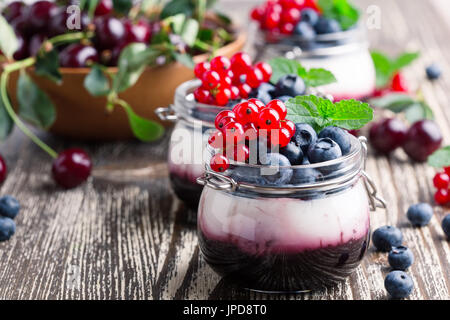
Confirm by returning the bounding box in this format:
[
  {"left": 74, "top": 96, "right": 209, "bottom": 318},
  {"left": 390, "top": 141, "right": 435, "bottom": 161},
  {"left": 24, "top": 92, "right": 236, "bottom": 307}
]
[
  {"left": 179, "top": 18, "right": 199, "bottom": 47},
  {"left": 369, "top": 93, "right": 416, "bottom": 113},
  {"left": 0, "top": 94, "right": 14, "bottom": 140},
  {"left": 112, "top": 0, "right": 133, "bottom": 15},
  {"left": 428, "top": 146, "right": 450, "bottom": 168},
  {"left": 404, "top": 102, "right": 434, "bottom": 123},
  {"left": 160, "top": 0, "right": 193, "bottom": 19},
  {"left": 0, "top": 15, "right": 19, "bottom": 60},
  {"left": 392, "top": 52, "right": 420, "bottom": 71},
  {"left": 84, "top": 65, "right": 110, "bottom": 96},
  {"left": 17, "top": 72, "right": 56, "bottom": 129},
  {"left": 35, "top": 49, "right": 62, "bottom": 84},
  {"left": 121, "top": 102, "right": 165, "bottom": 142},
  {"left": 197, "top": 29, "right": 214, "bottom": 42},
  {"left": 268, "top": 58, "right": 301, "bottom": 84},
  {"left": 214, "top": 11, "right": 232, "bottom": 25},
  {"left": 113, "top": 44, "right": 156, "bottom": 93},
  {"left": 174, "top": 53, "right": 195, "bottom": 69},
  {"left": 371, "top": 51, "right": 392, "bottom": 88},
  {"left": 302, "top": 68, "right": 337, "bottom": 87},
  {"left": 318, "top": 0, "right": 360, "bottom": 30},
  {"left": 87, "top": 0, "right": 100, "bottom": 18},
  {"left": 286, "top": 95, "right": 373, "bottom": 131}
]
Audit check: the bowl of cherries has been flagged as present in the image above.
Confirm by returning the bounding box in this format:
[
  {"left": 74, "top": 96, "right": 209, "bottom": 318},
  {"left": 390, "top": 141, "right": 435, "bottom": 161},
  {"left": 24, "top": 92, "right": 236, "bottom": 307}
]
[{"left": 0, "top": 0, "right": 246, "bottom": 141}]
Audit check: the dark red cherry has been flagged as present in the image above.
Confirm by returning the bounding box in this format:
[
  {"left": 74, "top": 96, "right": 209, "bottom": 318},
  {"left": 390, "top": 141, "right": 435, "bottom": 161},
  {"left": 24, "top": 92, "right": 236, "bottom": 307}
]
[
  {"left": 109, "top": 42, "right": 128, "bottom": 66},
  {"left": 369, "top": 118, "right": 407, "bottom": 154},
  {"left": 28, "top": 1, "right": 56, "bottom": 31},
  {"left": 2, "top": 1, "right": 26, "bottom": 23},
  {"left": 59, "top": 44, "right": 99, "bottom": 68},
  {"left": 52, "top": 148, "right": 92, "bottom": 189},
  {"left": 123, "top": 19, "right": 152, "bottom": 44},
  {"left": 0, "top": 155, "right": 7, "bottom": 185},
  {"left": 49, "top": 8, "right": 90, "bottom": 36},
  {"left": 10, "top": 14, "right": 30, "bottom": 36},
  {"left": 13, "top": 33, "right": 29, "bottom": 61},
  {"left": 94, "top": 16, "right": 126, "bottom": 49},
  {"left": 95, "top": 0, "right": 113, "bottom": 17},
  {"left": 402, "top": 120, "right": 443, "bottom": 162},
  {"left": 29, "top": 34, "right": 46, "bottom": 57}
]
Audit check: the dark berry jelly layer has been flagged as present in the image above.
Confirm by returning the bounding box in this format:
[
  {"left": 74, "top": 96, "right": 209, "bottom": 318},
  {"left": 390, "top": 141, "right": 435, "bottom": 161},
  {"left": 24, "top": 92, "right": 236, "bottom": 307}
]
[
  {"left": 199, "top": 230, "right": 370, "bottom": 292},
  {"left": 170, "top": 172, "right": 203, "bottom": 210}
]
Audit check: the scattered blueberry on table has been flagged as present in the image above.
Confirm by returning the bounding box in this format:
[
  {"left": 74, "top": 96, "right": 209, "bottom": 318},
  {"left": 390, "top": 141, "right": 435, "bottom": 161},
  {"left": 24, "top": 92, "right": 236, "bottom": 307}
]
[
  {"left": 388, "top": 246, "right": 414, "bottom": 270},
  {"left": 372, "top": 226, "right": 403, "bottom": 252},
  {"left": 442, "top": 214, "right": 450, "bottom": 239},
  {"left": 407, "top": 203, "right": 433, "bottom": 227},
  {"left": 426, "top": 63, "right": 442, "bottom": 80},
  {"left": 0, "top": 195, "right": 20, "bottom": 242},
  {"left": 384, "top": 271, "right": 414, "bottom": 299}
]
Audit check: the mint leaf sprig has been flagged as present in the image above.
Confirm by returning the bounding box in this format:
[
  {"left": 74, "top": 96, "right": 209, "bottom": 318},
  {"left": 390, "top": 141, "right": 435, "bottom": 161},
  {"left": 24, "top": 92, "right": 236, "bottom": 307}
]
[
  {"left": 268, "top": 57, "right": 337, "bottom": 88},
  {"left": 428, "top": 146, "right": 450, "bottom": 169},
  {"left": 286, "top": 95, "right": 373, "bottom": 132},
  {"left": 371, "top": 51, "right": 420, "bottom": 88},
  {"left": 318, "top": 0, "right": 360, "bottom": 30}
]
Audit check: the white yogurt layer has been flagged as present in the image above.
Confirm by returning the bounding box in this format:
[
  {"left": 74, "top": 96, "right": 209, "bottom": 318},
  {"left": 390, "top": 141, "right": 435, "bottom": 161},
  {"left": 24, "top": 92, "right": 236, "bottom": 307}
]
[
  {"left": 198, "top": 181, "right": 370, "bottom": 254},
  {"left": 301, "top": 49, "right": 376, "bottom": 100}
]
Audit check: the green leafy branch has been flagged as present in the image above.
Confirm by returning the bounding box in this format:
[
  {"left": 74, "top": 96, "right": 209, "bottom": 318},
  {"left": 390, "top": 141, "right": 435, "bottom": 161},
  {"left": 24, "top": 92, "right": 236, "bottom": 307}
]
[
  {"left": 318, "top": 0, "right": 360, "bottom": 30},
  {"left": 268, "top": 57, "right": 337, "bottom": 88},
  {"left": 371, "top": 51, "right": 420, "bottom": 88}
]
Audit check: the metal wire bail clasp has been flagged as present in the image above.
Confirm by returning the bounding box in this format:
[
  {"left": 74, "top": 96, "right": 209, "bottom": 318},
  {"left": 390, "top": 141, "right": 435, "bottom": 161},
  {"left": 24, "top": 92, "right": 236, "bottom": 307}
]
[
  {"left": 197, "top": 170, "right": 238, "bottom": 191},
  {"left": 155, "top": 105, "right": 177, "bottom": 121},
  {"left": 358, "top": 136, "right": 387, "bottom": 211}
]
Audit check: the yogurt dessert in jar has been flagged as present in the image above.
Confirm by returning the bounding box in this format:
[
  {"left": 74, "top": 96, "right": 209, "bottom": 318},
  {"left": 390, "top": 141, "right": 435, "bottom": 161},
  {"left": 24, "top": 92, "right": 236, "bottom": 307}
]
[
  {"left": 197, "top": 96, "right": 385, "bottom": 292},
  {"left": 251, "top": 0, "right": 376, "bottom": 100}
]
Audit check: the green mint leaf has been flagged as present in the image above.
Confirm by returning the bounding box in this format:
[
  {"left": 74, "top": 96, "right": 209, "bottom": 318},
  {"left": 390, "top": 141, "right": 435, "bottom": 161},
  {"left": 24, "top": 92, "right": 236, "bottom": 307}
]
[
  {"left": 303, "top": 68, "right": 337, "bottom": 87},
  {"left": 369, "top": 93, "right": 416, "bottom": 113},
  {"left": 318, "top": 0, "right": 360, "bottom": 30},
  {"left": 174, "top": 53, "right": 195, "bottom": 69},
  {"left": 286, "top": 95, "right": 373, "bottom": 131},
  {"left": 35, "top": 49, "right": 62, "bottom": 84},
  {"left": 404, "top": 102, "right": 433, "bottom": 123},
  {"left": 112, "top": 0, "right": 133, "bottom": 15},
  {"left": 371, "top": 51, "right": 420, "bottom": 88},
  {"left": 0, "top": 15, "right": 19, "bottom": 60},
  {"left": 17, "top": 72, "right": 56, "bottom": 129},
  {"left": 392, "top": 52, "right": 420, "bottom": 71},
  {"left": 160, "top": 0, "right": 193, "bottom": 19},
  {"left": 268, "top": 57, "right": 336, "bottom": 87},
  {"left": 0, "top": 93, "right": 14, "bottom": 140},
  {"left": 428, "top": 146, "right": 450, "bottom": 168},
  {"left": 84, "top": 65, "right": 110, "bottom": 97},
  {"left": 121, "top": 102, "right": 165, "bottom": 142}
]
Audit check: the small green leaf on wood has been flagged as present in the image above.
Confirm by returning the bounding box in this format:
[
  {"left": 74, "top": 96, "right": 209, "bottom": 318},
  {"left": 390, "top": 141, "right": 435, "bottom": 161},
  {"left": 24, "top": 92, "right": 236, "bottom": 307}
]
[
  {"left": 84, "top": 65, "right": 110, "bottom": 96},
  {"left": 121, "top": 101, "right": 165, "bottom": 142},
  {"left": 428, "top": 146, "right": 450, "bottom": 168},
  {"left": 17, "top": 72, "right": 56, "bottom": 129}
]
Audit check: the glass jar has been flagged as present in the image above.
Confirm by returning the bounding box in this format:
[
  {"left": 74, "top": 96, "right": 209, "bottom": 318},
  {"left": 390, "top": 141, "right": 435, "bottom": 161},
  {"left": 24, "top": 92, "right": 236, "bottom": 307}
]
[
  {"left": 255, "top": 25, "right": 376, "bottom": 101},
  {"left": 196, "top": 136, "right": 386, "bottom": 292},
  {"left": 156, "top": 80, "right": 231, "bottom": 210}
]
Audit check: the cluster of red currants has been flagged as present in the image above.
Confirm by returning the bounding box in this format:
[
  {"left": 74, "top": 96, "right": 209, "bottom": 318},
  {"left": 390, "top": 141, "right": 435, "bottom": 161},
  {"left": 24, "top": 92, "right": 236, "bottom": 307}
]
[
  {"left": 433, "top": 168, "right": 450, "bottom": 206},
  {"left": 208, "top": 99, "right": 295, "bottom": 172},
  {"left": 250, "top": 0, "right": 319, "bottom": 35},
  {"left": 2, "top": 0, "right": 154, "bottom": 67},
  {"left": 193, "top": 53, "right": 273, "bottom": 106}
]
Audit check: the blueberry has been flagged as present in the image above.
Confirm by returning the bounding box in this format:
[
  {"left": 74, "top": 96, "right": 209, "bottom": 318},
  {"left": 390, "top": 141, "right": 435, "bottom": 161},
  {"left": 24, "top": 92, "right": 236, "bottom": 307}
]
[
  {"left": 260, "top": 153, "right": 293, "bottom": 186},
  {"left": 388, "top": 246, "right": 414, "bottom": 270},
  {"left": 426, "top": 64, "right": 442, "bottom": 80},
  {"left": 293, "top": 21, "right": 316, "bottom": 40},
  {"left": 290, "top": 167, "right": 323, "bottom": 185},
  {"left": 307, "top": 138, "right": 342, "bottom": 163},
  {"left": 291, "top": 123, "right": 318, "bottom": 153},
  {"left": 302, "top": 157, "right": 310, "bottom": 165},
  {"left": 250, "top": 83, "right": 276, "bottom": 104},
  {"left": 275, "top": 95, "right": 294, "bottom": 103},
  {"left": 384, "top": 271, "right": 414, "bottom": 299},
  {"left": 372, "top": 226, "right": 403, "bottom": 252},
  {"left": 0, "top": 196, "right": 20, "bottom": 219},
  {"left": 315, "top": 17, "right": 342, "bottom": 34},
  {"left": 275, "top": 74, "right": 306, "bottom": 98},
  {"left": 0, "top": 216, "right": 16, "bottom": 242},
  {"left": 280, "top": 142, "right": 303, "bottom": 165},
  {"left": 230, "top": 166, "right": 265, "bottom": 185},
  {"left": 406, "top": 203, "right": 433, "bottom": 227},
  {"left": 300, "top": 8, "right": 319, "bottom": 26},
  {"left": 442, "top": 214, "right": 450, "bottom": 238},
  {"left": 318, "top": 126, "right": 352, "bottom": 155}
]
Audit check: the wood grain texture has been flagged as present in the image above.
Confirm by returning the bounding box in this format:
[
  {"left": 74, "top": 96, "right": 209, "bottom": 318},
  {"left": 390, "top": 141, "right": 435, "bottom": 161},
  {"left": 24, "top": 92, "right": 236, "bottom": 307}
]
[{"left": 0, "top": 0, "right": 449, "bottom": 300}]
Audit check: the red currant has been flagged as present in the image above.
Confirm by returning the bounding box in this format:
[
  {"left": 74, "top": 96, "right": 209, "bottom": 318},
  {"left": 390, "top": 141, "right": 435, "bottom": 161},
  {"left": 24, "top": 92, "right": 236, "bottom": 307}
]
[
  {"left": 230, "top": 86, "right": 240, "bottom": 99},
  {"left": 221, "top": 76, "right": 232, "bottom": 87},
  {"left": 258, "top": 108, "right": 281, "bottom": 130},
  {"left": 248, "top": 98, "right": 266, "bottom": 110},
  {"left": 194, "top": 88, "right": 210, "bottom": 103},
  {"left": 281, "top": 7, "right": 301, "bottom": 24},
  {"left": 264, "top": 11, "right": 281, "bottom": 29},
  {"left": 255, "top": 62, "right": 273, "bottom": 83},
  {"left": 210, "top": 154, "right": 230, "bottom": 173},
  {"left": 243, "top": 123, "right": 258, "bottom": 141},
  {"left": 238, "top": 83, "right": 252, "bottom": 98},
  {"left": 246, "top": 68, "right": 264, "bottom": 89},
  {"left": 280, "top": 23, "right": 295, "bottom": 34},
  {"left": 210, "top": 56, "right": 231, "bottom": 74},
  {"left": 281, "top": 120, "right": 296, "bottom": 137},
  {"left": 230, "top": 52, "right": 252, "bottom": 74},
  {"left": 194, "top": 61, "right": 210, "bottom": 79},
  {"left": 223, "top": 122, "right": 245, "bottom": 145},
  {"left": 279, "top": 127, "right": 292, "bottom": 147},
  {"left": 215, "top": 88, "right": 231, "bottom": 106},
  {"left": 434, "top": 189, "right": 449, "bottom": 205},
  {"left": 391, "top": 72, "right": 409, "bottom": 92},
  {"left": 233, "top": 102, "right": 259, "bottom": 125},
  {"left": 208, "top": 130, "right": 225, "bottom": 149},
  {"left": 230, "top": 144, "right": 250, "bottom": 163},
  {"left": 445, "top": 167, "right": 450, "bottom": 176},
  {"left": 202, "top": 70, "right": 221, "bottom": 89},
  {"left": 52, "top": 148, "right": 92, "bottom": 189},
  {"left": 215, "top": 110, "right": 236, "bottom": 130},
  {"left": 433, "top": 172, "right": 450, "bottom": 189},
  {"left": 250, "top": 6, "right": 265, "bottom": 21},
  {"left": 266, "top": 99, "right": 287, "bottom": 119},
  {"left": 217, "top": 116, "right": 236, "bottom": 131}
]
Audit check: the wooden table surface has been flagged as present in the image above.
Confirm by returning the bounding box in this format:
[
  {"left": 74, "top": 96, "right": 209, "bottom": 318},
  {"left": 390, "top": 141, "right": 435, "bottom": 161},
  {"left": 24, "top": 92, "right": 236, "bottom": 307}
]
[{"left": 0, "top": 0, "right": 449, "bottom": 300}]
